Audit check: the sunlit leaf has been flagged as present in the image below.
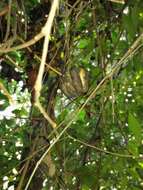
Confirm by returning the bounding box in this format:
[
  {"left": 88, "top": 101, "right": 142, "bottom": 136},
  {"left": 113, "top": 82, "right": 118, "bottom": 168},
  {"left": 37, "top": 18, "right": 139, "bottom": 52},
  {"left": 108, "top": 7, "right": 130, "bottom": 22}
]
[
  {"left": 77, "top": 39, "right": 89, "bottom": 49},
  {"left": 128, "top": 113, "right": 142, "bottom": 144}
]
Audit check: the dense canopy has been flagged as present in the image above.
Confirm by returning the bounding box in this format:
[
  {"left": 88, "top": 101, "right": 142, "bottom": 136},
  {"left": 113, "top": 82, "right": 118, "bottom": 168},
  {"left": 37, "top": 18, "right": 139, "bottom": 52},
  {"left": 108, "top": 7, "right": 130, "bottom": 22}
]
[{"left": 0, "top": 0, "right": 143, "bottom": 190}]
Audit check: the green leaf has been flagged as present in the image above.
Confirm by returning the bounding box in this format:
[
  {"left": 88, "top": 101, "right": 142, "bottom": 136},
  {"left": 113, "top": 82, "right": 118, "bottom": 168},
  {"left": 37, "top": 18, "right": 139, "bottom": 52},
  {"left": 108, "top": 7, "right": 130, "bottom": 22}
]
[
  {"left": 128, "top": 113, "right": 142, "bottom": 143},
  {"left": 123, "top": 14, "right": 136, "bottom": 39},
  {"left": 14, "top": 108, "right": 28, "bottom": 117},
  {"left": 57, "top": 111, "right": 67, "bottom": 123},
  {"left": 77, "top": 166, "right": 97, "bottom": 188},
  {"left": 77, "top": 39, "right": 89, "bottom": 49},
  {"left": 76, "top": 18, "right": 87, "bottom": 31},
  {"left": 82, "top": 185, "right": 90, "bottom": 190},
  {"left": 78, "top": 110, "right": 86, "bottom": 121},
  {"left": 128, "top": 141, "right": 138, "bottom": 156}
]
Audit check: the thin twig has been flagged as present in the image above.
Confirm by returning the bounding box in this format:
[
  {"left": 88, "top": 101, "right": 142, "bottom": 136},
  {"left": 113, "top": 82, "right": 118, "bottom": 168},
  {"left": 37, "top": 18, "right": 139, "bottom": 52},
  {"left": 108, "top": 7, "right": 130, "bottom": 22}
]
[
  {"left": 0, "top": 32, "right": 43, "bottom": 53},
  {"left": 108, "top": 0, "right": 125, "bottom": 4},
  {"left": 0, "top": 82, "right": 14, "bottom": 104},
  {"left": 4, "top": 0, "right": 12, "bottom": 42},
  {"left": 68, "top": 135, "right": 134, "bottom": 158},
  {"left": 4, "top": 55, "right": 22, "bottom": 70},
  {"left": 18, "top": 36, "right": 62, "bottom": 76}
]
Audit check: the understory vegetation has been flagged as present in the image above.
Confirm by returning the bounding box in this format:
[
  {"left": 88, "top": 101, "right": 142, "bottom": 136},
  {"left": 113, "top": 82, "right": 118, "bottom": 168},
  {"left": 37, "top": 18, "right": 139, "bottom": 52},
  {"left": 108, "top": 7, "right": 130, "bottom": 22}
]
[{"left": 0, "top": 0, "right": 143, "bottom": 189}]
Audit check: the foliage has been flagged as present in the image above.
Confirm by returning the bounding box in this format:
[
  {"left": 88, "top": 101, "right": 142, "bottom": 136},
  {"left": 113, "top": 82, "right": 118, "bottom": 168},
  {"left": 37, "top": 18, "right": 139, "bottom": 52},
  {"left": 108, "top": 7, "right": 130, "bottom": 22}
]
[{"left": 0, "top": 0, "right": 143, "bottom": 190}]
